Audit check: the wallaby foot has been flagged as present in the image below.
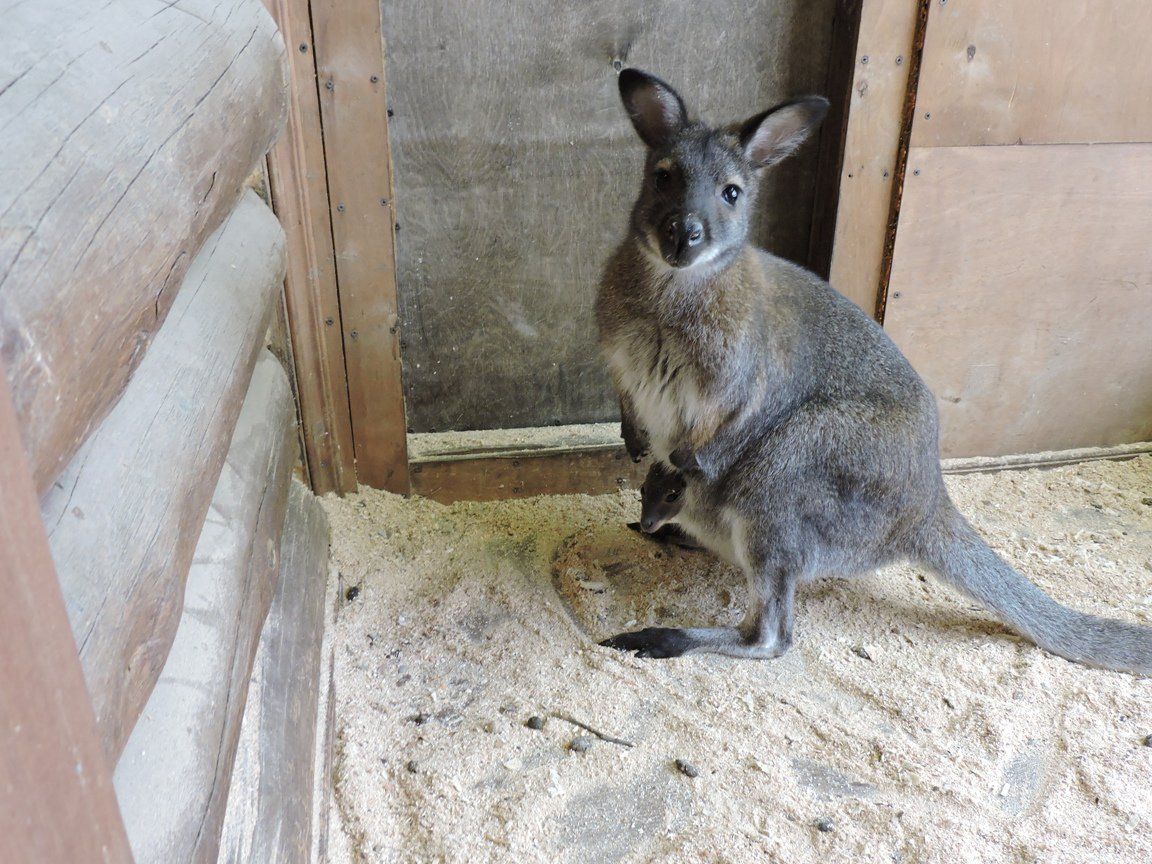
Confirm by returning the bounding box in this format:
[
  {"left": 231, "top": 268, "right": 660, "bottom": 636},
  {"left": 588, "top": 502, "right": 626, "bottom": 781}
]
[{"left": 600, "top": 625, "right": 791, "bottom": 659}]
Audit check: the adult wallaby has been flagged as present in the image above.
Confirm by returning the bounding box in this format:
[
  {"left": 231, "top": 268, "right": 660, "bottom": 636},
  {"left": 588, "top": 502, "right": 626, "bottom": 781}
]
[{"left": 594, "top": 68, "right": 1152, "bottom": 674}]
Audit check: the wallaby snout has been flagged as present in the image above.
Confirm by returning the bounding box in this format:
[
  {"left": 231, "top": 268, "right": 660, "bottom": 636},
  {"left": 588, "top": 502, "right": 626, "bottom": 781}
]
[{"left": 660, "top": 213, "right": 706, "bottom": 267}]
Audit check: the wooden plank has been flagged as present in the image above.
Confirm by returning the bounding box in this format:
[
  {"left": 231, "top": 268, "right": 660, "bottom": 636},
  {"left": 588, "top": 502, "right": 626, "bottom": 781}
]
[
  {"left": 807, "top": 0, "right": 863, "bottom": 280},
  {"left": 415, "top": 429, "right": 1152, "bottom": 504},
  {"left": 220, "top": 480, "right": 331, "bottom": 864},
  {"left": 0, "top": 0, "right": 286, "bottom": 494},
  {"left": 885, "top": 144, "right": 1152, "bottom": 458},
  {"left": 826, "top": 0, "right": 923, "bottom": 314},
  {"left": 262, "top": 0, "right": 358, "bottom": 496},
  {"left": 380, "top": 0, "right": 836, "bottom": 433},
  {"left": 913, "top": 0, "right": 1152, "bottom": 148},
  {"left": 0, "top": 368, "right": 133, "bottom": 864},
  {"left": 43, "top": 192, "right": 284, "bottom": 760},
  {"left": 311, "top": 0, "right": 410, "bottom": 492},
  {"left": 412, "top": 445, "right": 645, "bottom": 504},
  {"left": 115, "top": 352, "right": 297, "bottom": 864}
]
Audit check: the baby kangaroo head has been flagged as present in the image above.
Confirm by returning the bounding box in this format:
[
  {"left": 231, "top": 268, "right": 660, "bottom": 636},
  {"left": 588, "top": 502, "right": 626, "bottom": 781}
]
[
  {"left": 639, "top": 462, "right": 687, "bottom": 533},
  {"left": 618, "top": 68, "right": 828, "bottom": 271}
]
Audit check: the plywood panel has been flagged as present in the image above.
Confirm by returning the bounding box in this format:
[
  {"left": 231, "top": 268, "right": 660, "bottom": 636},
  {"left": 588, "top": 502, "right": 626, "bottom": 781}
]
[
  {"left": 0, "top": 367, "right": 132, "bottom": 864},
  {"left": 913, "top": 0, "right": 1152, "bottom": 147},
  {"left": 885, "top": 144, "right": 1152, "bottom": 458},
  {"left": 826, "top": 0, "right": 922, "bottom": 314},
  {"left": 382, "top": 0, "right": 837, "bottom": 431}
]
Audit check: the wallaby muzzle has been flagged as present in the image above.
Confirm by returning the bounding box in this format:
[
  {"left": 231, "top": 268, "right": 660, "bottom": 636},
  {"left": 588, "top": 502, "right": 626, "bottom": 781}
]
[{"left": 660, "top": 212, "right": 706, "bottom": 267}]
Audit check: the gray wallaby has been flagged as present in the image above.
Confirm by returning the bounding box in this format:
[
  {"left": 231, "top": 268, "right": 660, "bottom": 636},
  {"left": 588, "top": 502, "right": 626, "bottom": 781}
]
[
  {"left": 594, "top": 68, "right": 1152, "bottom": 674},
  {"left": 638, "top": 462, "right": 687, "bottom": 534}
]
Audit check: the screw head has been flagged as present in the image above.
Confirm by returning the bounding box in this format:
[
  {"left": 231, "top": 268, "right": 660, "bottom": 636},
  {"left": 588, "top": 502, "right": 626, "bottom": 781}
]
[
  {"left": 387, "top": 108, "right": 394, "bottom": 118},
  {"left": 913, "top": 168, "right": 921, "bottom": 176},
  {"left": 895, "top": 55, "right": 903, "bottom": 65},
  {"left": 350, "top": 330, "right": 359, "bottom": 340},
  {"left": 325, "top": 317, "right": 334, "bottom": 326},
  {"left": 371, "top": 74, "right": 379, "bottom": 83},
  {"left": 325, "top": 79, "right": 334, "bottom": 90},
  {"left": 860, "top": 55, "right": 869, "bottom": 64},
  {"left": 298, "top": 43, "right": 308, "bottom": 53},
  {"left": 336, "top": 203, "right": 345, "bottom": 212}
]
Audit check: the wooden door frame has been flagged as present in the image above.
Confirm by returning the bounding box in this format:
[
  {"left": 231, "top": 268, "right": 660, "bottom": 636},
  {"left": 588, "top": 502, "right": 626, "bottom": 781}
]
[
  {"left": 265, "top": 0, "right": 410, "bottom": 496},
  {"left": 270, "top": 0, "right": 923, "bottom": 500}
]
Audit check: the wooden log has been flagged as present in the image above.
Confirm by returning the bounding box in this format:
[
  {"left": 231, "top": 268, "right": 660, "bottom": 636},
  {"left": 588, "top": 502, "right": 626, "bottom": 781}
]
[
  {"left": 220, "top": 479, "right": 331, "bottom": 864},
  {"left": 0, "top": 0, "right": 288, "bottom": 494},
  {"left": 114, "top": 352, "right": 297, "bottom": 864},
  {"left": 0, "top": 364, "right": 133, "bottom": 864},
  {"left": 44, "top": 190, "right": 285, "bottom": 760}
]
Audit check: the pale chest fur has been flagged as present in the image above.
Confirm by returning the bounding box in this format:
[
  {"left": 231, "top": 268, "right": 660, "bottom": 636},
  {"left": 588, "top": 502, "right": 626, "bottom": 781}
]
[{"left": 604, "top": 328, "right": 707, "bottom": 462}]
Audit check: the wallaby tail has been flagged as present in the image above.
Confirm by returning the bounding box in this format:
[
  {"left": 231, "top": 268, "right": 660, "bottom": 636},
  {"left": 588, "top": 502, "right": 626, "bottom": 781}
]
[{"left": 913, "top": 502, "right": 1152, "bottom": 676}]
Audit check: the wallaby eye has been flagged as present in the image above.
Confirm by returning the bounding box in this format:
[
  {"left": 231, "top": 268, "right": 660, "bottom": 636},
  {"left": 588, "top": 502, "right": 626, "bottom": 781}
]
[
  {"left": 654, "top": 168, "right": 671, "bottom": 186},
  {"left": 721, "top": 184, "right": 741, "bottom": 205},
  {"left": 665, "top": 489, "right": 681, "bottom": 503}
]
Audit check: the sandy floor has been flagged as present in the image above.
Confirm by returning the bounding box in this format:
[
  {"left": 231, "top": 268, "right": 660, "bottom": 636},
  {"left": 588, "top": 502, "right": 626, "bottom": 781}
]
[{"left": 322, "top": 456, "right": 1152, "bottom": 864}]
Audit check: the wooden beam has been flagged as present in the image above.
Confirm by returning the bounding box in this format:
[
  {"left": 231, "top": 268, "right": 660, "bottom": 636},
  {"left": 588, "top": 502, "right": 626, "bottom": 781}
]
[
  {"left": 0, "top": 0, "right": 286, "bottom": 495},
  {"left": 45, "top": 192, "right": 284, "bottom": 760},
  {"left": 115, "top": 352, "right": 298, "bottom": 864},
  {"left": 263, "top": 0, "right": 358, "bottom": 496},
  {"left": 807, "top": 0, "right": 864, "bottom": 280},
  {"left": 220, "top": 480, "right": 330, "bottom": 864},
  {"left": 0, "top": 365, "right": 133, "bottom": 864},
  {"left": 311, "top": 0, "right": 411, "bottom": 494},
  {"left": 409, "top": 428, "right": 1152, "bottom": 504},
  {"left": 825, "top": 0, "right": 924, "bottom": 315}
]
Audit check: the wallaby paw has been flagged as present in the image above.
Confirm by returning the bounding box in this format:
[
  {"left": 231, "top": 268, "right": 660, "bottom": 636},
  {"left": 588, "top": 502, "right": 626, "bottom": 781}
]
[
  {"left": 627, "top": 522, "right": 704, "bottom": 551},
  {"left": 600, "top": 627, "right": 696, "bottom": 659}
]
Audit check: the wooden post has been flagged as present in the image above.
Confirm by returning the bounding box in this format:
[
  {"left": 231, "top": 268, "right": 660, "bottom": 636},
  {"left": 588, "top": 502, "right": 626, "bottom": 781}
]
[
  {"left": 825, "top": 0, "right": 925, "bottom": 316},
  {"left": 311, "top": 0, "right": 411, "bottom": 494},
  {"left": 0, "top": 366, "right": 133, "bottom": 864},
  {"left": 262, "top": 0, "right": 359, "bottom": 496}
]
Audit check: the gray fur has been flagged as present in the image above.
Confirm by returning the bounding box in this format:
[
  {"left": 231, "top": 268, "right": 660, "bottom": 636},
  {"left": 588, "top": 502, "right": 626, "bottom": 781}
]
[{"left": 596, "top": 69, "right": 1152, "bottom": 674}]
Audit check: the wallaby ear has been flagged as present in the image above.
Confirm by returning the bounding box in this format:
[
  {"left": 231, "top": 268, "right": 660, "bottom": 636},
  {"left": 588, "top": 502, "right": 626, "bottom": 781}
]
[
  {"left": 738, "top": 96, "right": 830, "bottom": 168},
  {"left": 618, "top": 68, "right": 689, "bottom": 149}
]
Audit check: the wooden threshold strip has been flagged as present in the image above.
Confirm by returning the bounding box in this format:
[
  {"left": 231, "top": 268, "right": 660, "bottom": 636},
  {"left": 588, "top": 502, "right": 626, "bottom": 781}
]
[{"left": 408, "top": 427, "right": 1152, "bottom": 504}]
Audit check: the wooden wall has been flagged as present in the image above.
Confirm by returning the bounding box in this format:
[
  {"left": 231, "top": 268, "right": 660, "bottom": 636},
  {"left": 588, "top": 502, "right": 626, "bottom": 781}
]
[
  {"left": 883, "top": 0, "right": 1152, "bottom": 457},
  {"left": 382, "top": 0, "right": 838, "bottom": 432},
  {"left": 1, "top": 1, "right": 335, "bottom": 858}
]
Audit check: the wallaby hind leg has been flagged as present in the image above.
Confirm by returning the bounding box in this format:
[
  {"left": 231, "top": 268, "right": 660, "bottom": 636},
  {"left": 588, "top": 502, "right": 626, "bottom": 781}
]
[{"left": 601, "top": 545, "right": 801, "bottom": 659}]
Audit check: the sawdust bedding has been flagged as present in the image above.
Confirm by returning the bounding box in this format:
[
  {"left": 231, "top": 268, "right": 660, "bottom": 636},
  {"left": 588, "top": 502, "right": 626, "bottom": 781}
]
[{"left": 322, "top": 455, "right": 1152, "bottom": 864}]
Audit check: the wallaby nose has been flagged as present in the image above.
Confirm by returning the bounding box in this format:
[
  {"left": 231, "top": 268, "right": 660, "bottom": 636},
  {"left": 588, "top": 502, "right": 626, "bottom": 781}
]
[
  {"left": 640, "top": 514, "right": 658, "bottom": 533},
  {"left": 664, "top": 215, "right": 705, "bottom": 248}
]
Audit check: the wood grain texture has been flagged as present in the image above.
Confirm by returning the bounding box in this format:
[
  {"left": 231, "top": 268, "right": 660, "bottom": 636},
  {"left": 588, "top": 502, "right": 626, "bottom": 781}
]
[
  {"left": 381, "top": 0, "right": 837, "bottom": 432},
  {"left": 263, "top": 0, "right": 358, "bottom": 495},
  {"left": 913, "top": 0, "right": 1152, "bottom": 147},
  {"left": 45, "top": 192, "right": 284, "bottom": 761},
  {"left": 412, "top": 446, "right": 645, "bottom": 504},
  {"left": 0, "top": 367, "right": 133, "bottom": 864},
  {"left": 114, "top": 352, "right": 297, "bottom": 864},
  {"left": 885, "top": 144, "right": 1152, "bottom": 458},
  {"left": 311, "top": 0, "right": 410, "bottom": 492},
  {"left": 0, "top": 0, "right": 287, "bottom": 494},
  {"left": 220, "top": 480, "right": 330, "bottom": 864},
  {"left": 807, "top": 0, "right": 863, "bottom": 281},
  {"left": 826, "top": 0, "right": 922, "bottom": 314}
]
